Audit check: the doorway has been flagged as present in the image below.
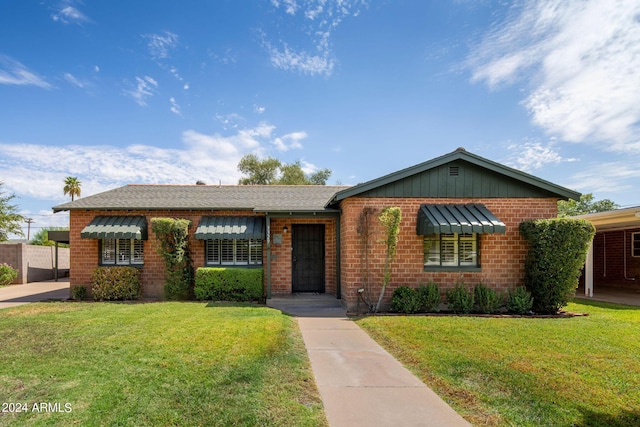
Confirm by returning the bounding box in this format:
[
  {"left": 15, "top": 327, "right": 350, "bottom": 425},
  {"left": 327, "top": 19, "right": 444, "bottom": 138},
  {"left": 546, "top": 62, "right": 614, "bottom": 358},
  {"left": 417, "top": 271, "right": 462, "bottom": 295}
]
[{"left": 292, "top": 224, "right": 325, "bottom": 293}]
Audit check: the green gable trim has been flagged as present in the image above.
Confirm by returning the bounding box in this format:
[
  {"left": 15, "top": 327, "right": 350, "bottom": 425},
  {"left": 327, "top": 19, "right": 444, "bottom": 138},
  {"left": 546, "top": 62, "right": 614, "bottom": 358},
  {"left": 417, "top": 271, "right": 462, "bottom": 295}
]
[
  {"left": 417, "top": 204, "right": 506, "bottom": 235},
  {"left": 332, "top": 149, "right": 581, "bottom": 202},
  {"left": 195, "top": 216, "right": 266, "bottom": 240},
  {"left": 81, "top": 216, "right": 148, "bottom": 240}
]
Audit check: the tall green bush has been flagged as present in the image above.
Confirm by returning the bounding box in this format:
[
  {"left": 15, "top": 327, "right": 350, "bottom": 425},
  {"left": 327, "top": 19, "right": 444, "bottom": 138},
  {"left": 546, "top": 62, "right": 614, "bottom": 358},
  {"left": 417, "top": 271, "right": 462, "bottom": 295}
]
[
  {"left": 390, "top": 286, "right": 420, "bottom": 313},
  {"left": 520, "top": 218, "right": 595, "bottom": 314},
  {"left": 91, "top": 267, "right": 141, "bottom": 301},
  {"left": 151, "top": 218, "right": 193, "bottom": 300},
  {"left": 195, "top": 268, "right": 263, "bottom": 302},
  {"left": 446, "top": 281, "right": 474, "bottom": 314},
  {"left": 0, "top": 263, "right": 18, "bottom": 286},
  {"left": 474, "top": 282, "right": 502, "bottom": 314},
  {"left": 505, "top": 286, "right": 534, "bottom": 315}
]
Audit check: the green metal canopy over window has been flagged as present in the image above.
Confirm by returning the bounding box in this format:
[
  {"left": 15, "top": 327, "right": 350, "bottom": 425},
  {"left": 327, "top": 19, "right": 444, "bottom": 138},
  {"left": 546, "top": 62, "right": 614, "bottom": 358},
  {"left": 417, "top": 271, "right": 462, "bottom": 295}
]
[
  {"left": 81, "top": 216, "right": 148, "bottom": 239},
  {"left": 417, "top": 204, "right": 505, "bottom": 235},
  {"left": 195, "top": 216, "right": 265, "bottom": 240}
]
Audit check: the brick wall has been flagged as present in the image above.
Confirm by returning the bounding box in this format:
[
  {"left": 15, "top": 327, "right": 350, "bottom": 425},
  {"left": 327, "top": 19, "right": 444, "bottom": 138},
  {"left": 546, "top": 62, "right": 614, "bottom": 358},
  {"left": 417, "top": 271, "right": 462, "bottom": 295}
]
[
  {"left": 0, "top": 243, "right": 70, "bottom": 284},
  {"left": 70, "top": 211, "right": 338, "bottom": 299},
  {"left": 339, "top": 197, "right": 559, "bottom": 311},
  {"left": 592, "top": 228, "right": 640, "bottom": 289}
]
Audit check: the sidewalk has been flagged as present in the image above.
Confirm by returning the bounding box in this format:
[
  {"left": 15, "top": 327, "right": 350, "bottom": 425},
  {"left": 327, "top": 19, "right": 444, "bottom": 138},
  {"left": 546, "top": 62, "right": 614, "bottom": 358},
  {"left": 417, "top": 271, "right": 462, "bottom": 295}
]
[
  {"left": 0, "top": 279, "right": 70, "bottom": 309},
  {"left": 269, "top": 295, "right": 471, "bottom": 427}
]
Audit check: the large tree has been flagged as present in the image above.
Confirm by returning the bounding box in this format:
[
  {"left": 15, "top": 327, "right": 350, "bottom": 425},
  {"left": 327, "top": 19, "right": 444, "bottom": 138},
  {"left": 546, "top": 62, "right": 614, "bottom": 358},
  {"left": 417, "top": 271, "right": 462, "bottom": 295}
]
[
  {"left": 0, "top": 182, "right": 25, "bottom": 242},
  {"left": 558, "top": 193, "right": 618, "bottom": 217},
  {"left": 63, "top": 176, "right": 82, "bottom": 201},
  {"left": 237, "top": 154, "right": 331, "bottom": 185}
]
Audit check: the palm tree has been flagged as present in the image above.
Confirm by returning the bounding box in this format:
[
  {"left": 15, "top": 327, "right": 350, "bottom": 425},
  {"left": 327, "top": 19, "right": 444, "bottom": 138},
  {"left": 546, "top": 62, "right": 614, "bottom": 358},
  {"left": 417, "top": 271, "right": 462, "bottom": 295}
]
[{"left": 63, "top": 177, "right": 82, "bottom": 201}]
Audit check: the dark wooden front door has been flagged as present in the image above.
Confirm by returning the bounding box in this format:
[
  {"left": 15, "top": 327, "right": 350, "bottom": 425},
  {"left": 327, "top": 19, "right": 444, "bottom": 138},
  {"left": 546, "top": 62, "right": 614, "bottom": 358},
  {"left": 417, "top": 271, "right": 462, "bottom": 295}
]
[{"left": 292, "top": 224, "right": 325, "bottom": 293}]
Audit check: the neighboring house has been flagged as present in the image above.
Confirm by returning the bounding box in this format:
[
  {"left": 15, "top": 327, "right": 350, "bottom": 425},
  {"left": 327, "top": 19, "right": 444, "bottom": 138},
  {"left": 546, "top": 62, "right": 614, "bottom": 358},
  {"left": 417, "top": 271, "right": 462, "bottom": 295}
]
[
  {"left": 575, "top": 207, "right": 640, "bottom": 296},
  {"left": 52, "top": 148, "right": 580, "bottom": 311}
]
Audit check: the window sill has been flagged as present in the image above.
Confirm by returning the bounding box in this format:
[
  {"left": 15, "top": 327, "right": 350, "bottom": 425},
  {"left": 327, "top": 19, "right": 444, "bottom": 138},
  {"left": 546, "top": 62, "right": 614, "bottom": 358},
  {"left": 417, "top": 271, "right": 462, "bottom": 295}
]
[{"left": 424, "top": 267, "right": 481, "bottom": 272}]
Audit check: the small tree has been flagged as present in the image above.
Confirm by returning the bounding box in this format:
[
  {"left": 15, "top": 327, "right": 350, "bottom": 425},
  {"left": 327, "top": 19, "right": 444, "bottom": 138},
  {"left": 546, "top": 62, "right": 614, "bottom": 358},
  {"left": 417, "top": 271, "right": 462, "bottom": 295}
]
[
  {"left": 520, "top": 218, "right": 595, "bottom": 313},
  {"left": 63, "top": 176, "right": 82, "bottom": 201},
  {"left": 374, "top": 206, "right": 402, "bottom": 313},
  {"left": 356, "top": 206, "right": 378, "bottom": 312},
  {"left": 557, "top": 193, "right": 618, "bottom": 217},
  {"left": 151, "top": 218, "right": 194, "bottom": 300},
  {"left": 0, "top": 182, "right": 25, "bottom": 241},
  {"left": 237, "top": 154, "right": 332, "bottom": 185}
]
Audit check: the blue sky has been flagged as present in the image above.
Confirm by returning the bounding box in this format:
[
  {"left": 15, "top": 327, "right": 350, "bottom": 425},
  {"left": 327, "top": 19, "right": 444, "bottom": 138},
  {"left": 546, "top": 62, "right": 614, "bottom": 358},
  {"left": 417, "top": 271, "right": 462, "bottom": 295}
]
[{"left": 1, "top": 0, "right": 639, "bottom": 237}]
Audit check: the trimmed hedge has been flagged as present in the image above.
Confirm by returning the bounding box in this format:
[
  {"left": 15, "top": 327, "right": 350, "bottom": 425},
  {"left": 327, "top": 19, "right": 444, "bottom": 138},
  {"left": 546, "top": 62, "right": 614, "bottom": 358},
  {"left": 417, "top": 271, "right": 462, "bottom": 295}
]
[
  {"left": 520, "top": 218, "right": 595, "bottom": 314},
  {"left": 91, "top": 267, "right": 141, "bottom": 301},
  {"left": 195, "top": 268, "right": 263, "bottom": 302}
]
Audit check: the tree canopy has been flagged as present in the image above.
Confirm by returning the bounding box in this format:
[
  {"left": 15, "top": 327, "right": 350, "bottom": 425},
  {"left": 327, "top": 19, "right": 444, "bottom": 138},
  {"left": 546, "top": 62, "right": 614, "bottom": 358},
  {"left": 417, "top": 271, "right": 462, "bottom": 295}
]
[
  {"left": 557, "top": 193, "right": 618, "bottom": 217},
  {"left": 30, "top": 227, "right": 70, "bottom": 247},
  {"left": 63, "top": 176, "right": 82, "bottom": 201},
  {"left": 237, "top": 154, "right": 331, "bottom": 185},
  {"left": 0, "top": 182, "right": 25, "bottom": 242}
]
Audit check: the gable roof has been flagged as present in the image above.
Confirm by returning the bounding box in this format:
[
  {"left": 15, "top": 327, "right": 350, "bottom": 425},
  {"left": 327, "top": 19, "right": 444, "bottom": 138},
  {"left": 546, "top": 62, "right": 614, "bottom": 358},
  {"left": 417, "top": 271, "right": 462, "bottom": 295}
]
[
  {"left": 52, "top": 184, "right": 349, "bottom": 213},
  {"left": 331, "top": 148, "right": 580, "bottom": 202}
]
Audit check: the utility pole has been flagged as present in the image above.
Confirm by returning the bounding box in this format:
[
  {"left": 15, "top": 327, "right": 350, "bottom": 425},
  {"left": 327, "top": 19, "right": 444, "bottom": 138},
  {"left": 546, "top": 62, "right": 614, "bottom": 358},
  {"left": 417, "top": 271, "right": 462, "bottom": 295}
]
[{"left": 25, "top": 218, "right": 34, "bottom": 241}]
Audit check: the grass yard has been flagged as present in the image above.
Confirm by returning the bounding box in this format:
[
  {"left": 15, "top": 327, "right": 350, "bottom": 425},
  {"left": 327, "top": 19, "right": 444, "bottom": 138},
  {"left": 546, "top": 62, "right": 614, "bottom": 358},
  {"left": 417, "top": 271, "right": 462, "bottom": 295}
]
[
  {"left": 0, "top": 302, "right": 327, "bottom": 427},
  {"left": 357, "top": 300, "right": 640, "bottom": 427}
]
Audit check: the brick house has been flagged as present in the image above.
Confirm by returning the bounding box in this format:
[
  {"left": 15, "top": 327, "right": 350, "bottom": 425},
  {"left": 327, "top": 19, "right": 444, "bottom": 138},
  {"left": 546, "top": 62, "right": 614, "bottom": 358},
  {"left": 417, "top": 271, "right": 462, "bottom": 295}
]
[{"left": 53, "top": 148, "right": 579, "bottom": 311}]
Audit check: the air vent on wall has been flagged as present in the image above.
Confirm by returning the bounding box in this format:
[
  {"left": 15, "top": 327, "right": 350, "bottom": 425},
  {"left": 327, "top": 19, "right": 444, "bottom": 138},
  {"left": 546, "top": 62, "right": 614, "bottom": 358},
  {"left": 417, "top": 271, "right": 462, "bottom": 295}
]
[{"left": 449, "top": 166, "right": 460, "bottom": 177}]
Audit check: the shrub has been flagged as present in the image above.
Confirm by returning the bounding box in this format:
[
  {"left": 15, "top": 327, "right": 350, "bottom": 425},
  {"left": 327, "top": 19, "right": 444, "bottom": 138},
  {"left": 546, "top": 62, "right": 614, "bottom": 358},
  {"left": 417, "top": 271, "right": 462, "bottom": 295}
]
[
  {"left": 151, "top": 217, "right": 194, "bottom": 300},
  {"left": 446, "top": 281, "right": 474, "bottom": 314},
  {"left": 0, "top": 263, "right": 18, "bottom": 286},
  {"left": 71, "top": 285, "right": 87, "bottom": 300},
  {"left": 474, "top": 282, "right": 502, "bottom": 314},
  {"left": 195, "top": 268, "right": 263, "bottom": 302},
  {"left": 520, "top": 218, "right": 595, "bottom": 314},
  {"left": 417, "top": 281, "right": 440, "bottom": 312},
  {"left": 505, "top": 286, "right": 534, "bottom": 315},
  {"left": 390, "top": 286, "right": 421, "bottom": 313},
  {"left": 91, "top": 267, "right": 141, "bottom": 301}
]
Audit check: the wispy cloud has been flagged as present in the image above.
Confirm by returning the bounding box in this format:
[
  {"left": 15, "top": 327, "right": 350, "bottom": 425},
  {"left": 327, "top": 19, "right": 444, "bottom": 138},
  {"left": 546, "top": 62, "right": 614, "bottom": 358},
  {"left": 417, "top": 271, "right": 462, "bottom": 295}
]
[
  {"left": 51, "top": 0, "right": 90, "bottom": 24},
  {"left": 169, "top": 97, "right": 181, "bottom": 115},
  {"left": 63, "top": 72, "right": 88, "bottom": 88},
  {"left": 215, "top": 113, "right": 245, "bottom": 130},
  {"left": 265, "top": 0, "right": 368, "bottom": 76},
  {"left": 566, "top": 161, "right": 640, "bottom": 195},
  {"left": 506, "top": 140, "right": 565, "bottom": 172},
  {"left": 0, "top": 55, "right": 51, "bottom": 88},
  {"left": 272, "top": 131, "right": 305, "bottom": 151},
  {"left": 143, "top": 31, "right": 179, "bottom": 60},
  {"left": 0, "top": 122, "right": 307, "bottom": 204},
  {"left": 467, "top": 0, "right": 640, "bottom": 153},
  {"left": 124, "top": 76, "right": 158, "bottom": 106}
]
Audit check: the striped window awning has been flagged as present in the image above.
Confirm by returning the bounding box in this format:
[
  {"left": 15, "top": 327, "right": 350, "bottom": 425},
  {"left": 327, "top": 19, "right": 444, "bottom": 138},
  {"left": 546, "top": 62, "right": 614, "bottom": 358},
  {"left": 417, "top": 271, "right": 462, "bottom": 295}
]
[
  {"left": 417, "top": 204, "right": 506, "bottom": 235},
  {"left": 195, "top": 216, "right": 265, "bottom": 240},
  {"left": 81, "top": 216, "right": 148, "bottom": 240}
]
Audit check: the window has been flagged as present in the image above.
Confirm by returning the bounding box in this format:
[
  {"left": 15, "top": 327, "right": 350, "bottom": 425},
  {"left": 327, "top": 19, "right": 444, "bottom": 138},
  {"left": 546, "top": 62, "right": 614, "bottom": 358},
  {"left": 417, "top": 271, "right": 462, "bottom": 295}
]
[
  {"left": 206, "top": 239, "right": 263, "bottom": 266},
  {"left": 101, "top": 239, "right": 144, "bottom": 266},
  {"left": 633, "top": 232, "right": 640, "bottom": 257},
  {"left": 424, "top": 233, "right": 479, "bottom": 269}
]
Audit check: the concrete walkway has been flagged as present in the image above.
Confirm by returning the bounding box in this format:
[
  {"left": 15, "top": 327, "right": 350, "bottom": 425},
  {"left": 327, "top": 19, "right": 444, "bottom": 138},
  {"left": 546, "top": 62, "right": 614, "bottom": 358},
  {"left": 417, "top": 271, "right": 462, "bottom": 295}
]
[
  {"left": 0, "top": 279, "right": 70, "bottom": 309},
  {"left": 268, "top": 295, "right": 471, "bottom": 427}
]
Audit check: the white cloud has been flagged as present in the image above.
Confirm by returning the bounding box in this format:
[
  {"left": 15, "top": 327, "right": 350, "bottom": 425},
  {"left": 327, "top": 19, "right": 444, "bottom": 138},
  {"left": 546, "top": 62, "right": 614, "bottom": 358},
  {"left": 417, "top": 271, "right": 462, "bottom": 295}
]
[
  {"left": 265, "top": 0, "right": 368, "bottom": 76},
  {"left": 63, "top": 72, "right": 87, "bottom": 88},
  {"left": 254, "top": 104, "right": 266, "bottom": 114},
  {"left": 125, "top": 76, "right": 158, "bottom": 106},
  {"left": 506, "top": 140, "right": 563, "bottom": 172},
  {"left": 0, "top": 55, "right": 51, "bottom": 88},
  {"left": 51, "top": 1, "right": 90, "bottom": 24},
  {"left": 215, "top": 113, "right": 245, "bottom": 130},
  {"left": 467, "top": 0, "right": 640, "bottom": 153},
  {"left": 272, "top": 131, "right": 306, "bottom": 151},
  {"left": 169, "top": 97, "right": 181, "bottom": 115},
  {"left": 566, "top": 161, "right": 640, "bottom": 195},
  {"left": 143, "top": 31, "right": 179, "bottom": 60}
]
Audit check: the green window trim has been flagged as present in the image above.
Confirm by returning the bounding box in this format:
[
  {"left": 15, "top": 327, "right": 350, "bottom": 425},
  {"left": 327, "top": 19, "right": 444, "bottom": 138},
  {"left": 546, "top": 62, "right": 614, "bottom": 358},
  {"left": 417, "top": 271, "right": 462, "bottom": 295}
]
[
  {"left": 423, "top": 233, "right": 480, "bottom": 270},
  {"left": 205, "top": 239, "right": 263, "bottom": 266}
]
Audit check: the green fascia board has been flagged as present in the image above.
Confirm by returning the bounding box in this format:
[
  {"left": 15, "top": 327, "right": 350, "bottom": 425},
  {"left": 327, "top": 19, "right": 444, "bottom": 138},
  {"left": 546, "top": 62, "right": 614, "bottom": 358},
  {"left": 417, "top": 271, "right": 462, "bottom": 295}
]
[
  {"left": 331, "top": 149, "right": 581, "bottom": 203},
  {"left": 194, "top": 216, "right": 266, "bottom": 240},
  {"left": 80, "top": 216, "right": 148, "bottom": 240},
  {"left": 417, "top": 204, "right": 506, "bottom": 235}
]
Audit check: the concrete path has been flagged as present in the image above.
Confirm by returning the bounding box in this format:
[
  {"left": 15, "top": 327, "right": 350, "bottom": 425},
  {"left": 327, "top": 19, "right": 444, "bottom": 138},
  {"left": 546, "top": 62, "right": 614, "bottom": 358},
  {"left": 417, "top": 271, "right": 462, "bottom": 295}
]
[
  {"left": 0, "top": 279, "right": 70, "bottom": 309},
  {"left": 268, "top": 295, "right": 471, "bottom": 427}
]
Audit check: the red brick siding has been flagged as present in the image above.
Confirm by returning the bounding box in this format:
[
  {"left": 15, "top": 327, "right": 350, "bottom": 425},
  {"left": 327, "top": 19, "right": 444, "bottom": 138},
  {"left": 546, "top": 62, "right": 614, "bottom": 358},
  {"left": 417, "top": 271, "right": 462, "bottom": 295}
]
[
  {"left": 591, "top": 228, "right": 640, "bottom": 289},
  {"left": 69, "top": 210, "right": 337, "bottom": 299},
  {"left": 339, "top": 197, "right": 559, "bottom": 311}
]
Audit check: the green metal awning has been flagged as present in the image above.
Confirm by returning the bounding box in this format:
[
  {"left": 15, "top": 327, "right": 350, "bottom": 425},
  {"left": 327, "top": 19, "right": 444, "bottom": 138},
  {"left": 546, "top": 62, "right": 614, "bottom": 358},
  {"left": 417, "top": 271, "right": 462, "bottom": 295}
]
[
  {"left": 417, "top": 204, "right": 506, "bottom": 235},
  {"left": 195, "top": 216, "right": 266, "bottom": 240},
  {"left": 81, "top": 216, "right": 148, "bottom": 239}
]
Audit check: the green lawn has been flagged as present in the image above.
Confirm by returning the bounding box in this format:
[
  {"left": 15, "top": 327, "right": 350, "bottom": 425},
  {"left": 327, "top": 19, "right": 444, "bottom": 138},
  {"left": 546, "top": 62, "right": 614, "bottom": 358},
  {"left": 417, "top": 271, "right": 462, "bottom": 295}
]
[
  {"left": 357, "top": 300, "right": 640, "bottom": 427},
  {"left": 0, "top": 302, "right": 327, "bottom": 427}
]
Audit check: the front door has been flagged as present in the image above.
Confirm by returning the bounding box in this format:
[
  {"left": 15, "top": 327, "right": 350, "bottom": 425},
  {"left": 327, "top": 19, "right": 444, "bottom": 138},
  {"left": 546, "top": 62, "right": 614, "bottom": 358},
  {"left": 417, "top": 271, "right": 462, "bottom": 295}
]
[{"left": 292, "top": 224, "right": 325, "bottom": 293}]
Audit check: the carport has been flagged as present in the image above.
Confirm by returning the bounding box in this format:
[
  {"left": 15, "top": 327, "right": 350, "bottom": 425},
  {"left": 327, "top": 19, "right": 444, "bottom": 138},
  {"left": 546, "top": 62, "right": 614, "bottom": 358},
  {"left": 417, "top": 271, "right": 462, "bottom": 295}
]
[
  {"left": 48, "top": 230, "right": 70, "bottom": 281},
  {"left": 576, "top": 206, "right": 640, "bottom": 299}
]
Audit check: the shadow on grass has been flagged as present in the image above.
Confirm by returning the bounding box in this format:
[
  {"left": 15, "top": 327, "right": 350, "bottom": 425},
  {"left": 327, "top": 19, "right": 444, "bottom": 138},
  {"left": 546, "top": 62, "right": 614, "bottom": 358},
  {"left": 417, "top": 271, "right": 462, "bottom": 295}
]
[{"left": 579, "top": 407, "right": 640, "bottom": 427}]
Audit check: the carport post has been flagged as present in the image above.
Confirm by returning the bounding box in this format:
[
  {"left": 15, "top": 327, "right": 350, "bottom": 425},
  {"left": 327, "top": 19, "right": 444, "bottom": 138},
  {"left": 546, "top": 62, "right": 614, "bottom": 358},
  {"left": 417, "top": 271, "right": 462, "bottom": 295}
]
[{"left": 585, "top": 239, "right": 593, "bottom": 297}]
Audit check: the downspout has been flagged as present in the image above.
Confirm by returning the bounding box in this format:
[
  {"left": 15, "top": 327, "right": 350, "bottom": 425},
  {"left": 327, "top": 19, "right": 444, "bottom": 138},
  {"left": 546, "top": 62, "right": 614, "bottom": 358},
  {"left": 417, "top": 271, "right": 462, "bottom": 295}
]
[
  {"left": 624, "top": 230, "right": 636, "bottom": 281},
  {"left": 336, "top": 215, "right": 341, "bottom": 299},
  {"left": 266, "top": 214, "right": 272, "bottom": 298}
]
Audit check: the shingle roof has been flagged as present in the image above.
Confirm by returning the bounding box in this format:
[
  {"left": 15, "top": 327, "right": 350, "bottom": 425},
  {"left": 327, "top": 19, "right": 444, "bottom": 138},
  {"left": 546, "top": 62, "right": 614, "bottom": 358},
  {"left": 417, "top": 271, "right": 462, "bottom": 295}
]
[{"left": 52, "top": 184, "right": 350, "bottom": 213}]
